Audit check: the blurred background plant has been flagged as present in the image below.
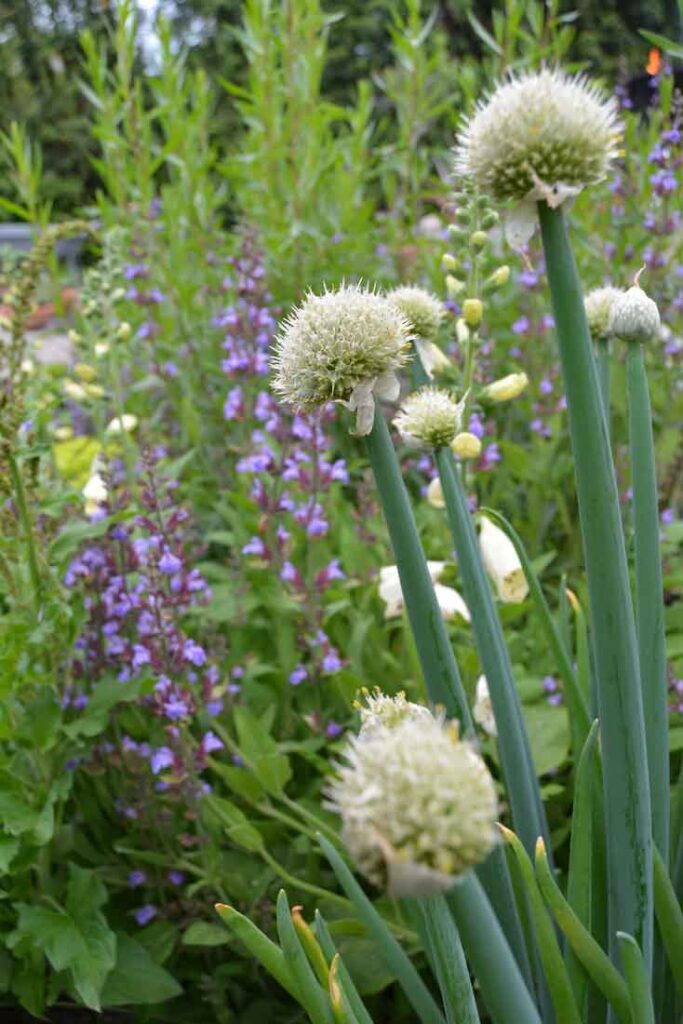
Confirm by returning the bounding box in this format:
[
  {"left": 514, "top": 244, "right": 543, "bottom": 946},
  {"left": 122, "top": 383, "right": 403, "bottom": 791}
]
[{"left": 0, "top": 0, "right": 682, "bottom": 1020}]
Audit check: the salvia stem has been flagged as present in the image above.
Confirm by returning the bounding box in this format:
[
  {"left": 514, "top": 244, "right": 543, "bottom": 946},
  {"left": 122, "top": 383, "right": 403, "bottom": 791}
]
[
  {"left": 626, "top": 341, "right": 669, "bottom": 862},
  {"left": 447, "top": 873, "right": 543, "bottom": 1024},
  {"left": 538, "top": 201, "right": 653, "bottom": 968}
]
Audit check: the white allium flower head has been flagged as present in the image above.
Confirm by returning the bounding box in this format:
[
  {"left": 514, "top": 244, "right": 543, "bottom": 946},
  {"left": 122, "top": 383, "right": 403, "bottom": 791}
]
[
  {"left": 394, "top": 386, "right": 465, "bottom": 448},
  {"left": 355, "top": 688, "right": 433, "bottom": 741},
  {"left": 271, "top": 284, "right": 411, "bottom": 435},
  {"left": 387, "top": 286, "right": 445, "bottom": 340},
  {"left": 326, "top": 712, "right": 498, "bottom": 896},
  {"left": 608, "top": 277, "right": 661, "bottom": 343},
  {"left": 455, "top": 69, "right": 620, "bottom": 246},
  {"left": 584, "top": 286, "right": 623, "bottom": 341}
]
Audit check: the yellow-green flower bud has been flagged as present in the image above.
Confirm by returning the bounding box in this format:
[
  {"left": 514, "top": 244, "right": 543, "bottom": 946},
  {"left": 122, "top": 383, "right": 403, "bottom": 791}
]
[
  {"left": 462, "top": 298, "right": 483, "bottom": 328},
  {"left": 451, "top": 431, "right": 482, "bottom": 459},
  {"left": 117, "top": 321, "right": 132, "bottom": 341},
  {"left": 74, "top": 362, "right": 97, "bottom": 383},
  {"left": 469, "top": 230, "right": 488, "bottom": 250},
  {"left": 486, "top": 265, "right": 511, "bottom": 289},
  {"left": 480, "top": 210, "right": 499, "bottom": 230},
  {"left": 608, "top": 281, "right": 660, "bottom": 344},
  {"left": 481, "top": 372, "right": 529, "bottom": 403},
  {"left": 445, "top": 275, "right": 465, "bottom": 298},
  {"left": 441, "top": 253, "right": 458, "bottom": 272}
]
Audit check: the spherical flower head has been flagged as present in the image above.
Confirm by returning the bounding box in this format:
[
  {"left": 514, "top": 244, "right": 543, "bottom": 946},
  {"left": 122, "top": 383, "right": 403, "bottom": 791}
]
[
  {"left": 326, "top": 713, "right": 497, "bottom": 896},
  {"left": 394, "top": 387, "right": 464, "bottom": 449},
  {"left": 271, "top": 284, "right": 411, "bottom": 434},
  {"left": 456, "top": 69, "right": 620, "bottom": 205},
  {"left": 355, "top": 688, "right": 433, "bottom": 741},
  {"left": 451, "top": 431, "right": 482, "bottom": 460},
  {"left": 387, "top": 286, "right": 445, "bottom": 341},
  {"left": 608, "top": 281, "right": 661, "bottom": 344},
  {"left": 584, "top": 287, "right": 623, "bottom": 341}
]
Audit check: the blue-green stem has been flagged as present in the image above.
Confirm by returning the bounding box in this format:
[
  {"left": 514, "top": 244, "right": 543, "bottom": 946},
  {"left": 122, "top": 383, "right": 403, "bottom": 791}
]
[
  {"left": 595, "top": 337, "right": 611, "bottom": 440},
  {"left": 447, "top": 873, "right": 543, "bottom": 1024},
  {"left": 435, "top": 449, "right": 549, "bottom": 857},
  {"left": 409, "top": 895, "right": 480, "bottom": 1024},
  {"left": 626, "top": 341, "right": 669, "bottom": 862},
  {"left": 538, "top": 201, "right": 652, "bottom": 969}
]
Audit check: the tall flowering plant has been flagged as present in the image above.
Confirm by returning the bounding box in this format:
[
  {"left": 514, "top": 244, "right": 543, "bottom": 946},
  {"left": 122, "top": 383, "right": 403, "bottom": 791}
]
[{"left": 215, "top": 68, "right": 681, "bottom": 1024}]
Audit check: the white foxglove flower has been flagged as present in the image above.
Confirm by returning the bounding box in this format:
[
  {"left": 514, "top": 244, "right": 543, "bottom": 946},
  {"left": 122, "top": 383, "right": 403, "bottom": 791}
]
[
  {"left": 356, "top": 689, "right": 433, "bottom": 741},
  {"left": 326, "top": 712, "right": 498, "bottom": 896},
  {"left": 608, "top": 279, "right": 661, "bottom": 344},
  {"left": 271, "top": 284, "right": 411, "bottom": 435},
  {"left": 456, "top": 69, "right": 620, "bottom": 246},
  {"left": 473, "top": 675, "right": 497, "bottom": 737},
  {"left": 479, "top": 515, "right": 528, "bottom": 604},
  {"left": 584, "top": 286, "right": 623, "bottom": 341},
  {"left": 378, "top": 563, "right": 470, "bottom": 622},
  {"left": 394, "top": 387, "right": 465, "bottom": 449},
  {"left": 82, "top": 459, "right": 108, "bottom": 516},
  {"left": 105, "top": 414, "right": 138, "bottom": 435}
]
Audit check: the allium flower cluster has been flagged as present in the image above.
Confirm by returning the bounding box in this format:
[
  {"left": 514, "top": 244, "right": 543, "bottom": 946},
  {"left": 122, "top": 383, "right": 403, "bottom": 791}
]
[
  {"left": 584, "top": 286, "right": 623, "bottom": 341},
  {"left": 394, "top": 387, "right": 464, "bottom": 449},
  {"left": 327, "top": 706, "right": 497, "bottom": 896}
]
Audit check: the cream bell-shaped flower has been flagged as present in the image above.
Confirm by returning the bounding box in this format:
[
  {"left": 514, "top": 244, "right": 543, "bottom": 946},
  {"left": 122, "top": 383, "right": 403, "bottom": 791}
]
[
  {"left": 82, "top": 458, "right": 108, "bottom": 517},
  {"left": 271, "top": 284, "right": 411, "bottom": 435},
  {"left": 355, "top": 688, "right": 433, "bottom": 741},
  {"left": 378, "top": 563, "right": 470, "bottom": 623},
  {"left": 584, "top": 286, "right": 623, "bottom": 341},
  {"left": 608, "top": 275, "right": 661, "bottom": 344},
  {"left": 326, "top": 711, "right": 498, "bottom": 896},
  {"left": 473, "top": 675, "right": 497, "bottom": 737},
  {"left": 479, "top": 515, "right": 529, "bottom": 603},
  {"left": 394, "top": 386, "right": 465, "bottom": 449},
  {"left": 456, "top": 69, "right": 620, "bottom": 247},
  {"left": 105, "top": 413, "right": 139, "bottom": 436},
  {"left": 481, "top": 371, "right": 529, "bottom": 403},
  {"left": 426, "top": 477, "right": 445, "bottom": 508}
]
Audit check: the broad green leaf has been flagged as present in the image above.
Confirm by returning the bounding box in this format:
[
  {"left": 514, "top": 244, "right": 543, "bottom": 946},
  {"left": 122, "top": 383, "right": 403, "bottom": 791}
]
[
  {"left": 100, "top": 935, "right": 182, "bottom": 1006},
  {"left": 233, "top": 706, "right": 292, "bottom": 796},
  {"left": 182, "top": 922, "right": 231, "bottom": 946}
]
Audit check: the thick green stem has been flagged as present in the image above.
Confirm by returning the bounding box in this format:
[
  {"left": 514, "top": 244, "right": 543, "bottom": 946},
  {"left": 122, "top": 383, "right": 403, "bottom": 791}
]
[
  {"left": 626, "top": 343, "right": 669, "bottom": 862},
  {"left": 365, "top": 409, "right": 471, "bottom": 726},
  {"left": 447, "top": 874, "right": 543, "bottom": 1024},
  {"left": 9, "top": 454, "right": 42, "bottom": 611},
  {"left": 435, "top": 449, "right": 549, "bottom": 857},
  {"left": 595, "top": 337, "right": 611, "bottom": 440},
  {"left": 538, "top": 202, "right": 653, "bottom": 969}
]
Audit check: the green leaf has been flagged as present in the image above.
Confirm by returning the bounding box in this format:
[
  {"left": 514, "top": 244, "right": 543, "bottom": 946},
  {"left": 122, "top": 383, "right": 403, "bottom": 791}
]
[
  {"left": 202, "top": 795, "right": 264, "bottom": 852},
  {"left": 617, "top": 933, "right": 654, "bottom": 1024},
  {"left": 100, "top": 935, "right": 182, "bottom": 1006},
  {"left": 638, "top": 28, "right": 683, "bottom": 58},
  {"left": 215, "top": 902, "right": 300, "bottom": 1000},
  {"left": 182, "top": 922, "right": 231, "bottom": 947},
  {"left": 523, "top": 702, "right": 569, "bottom": 776},
  {"left": 276, "top": 890, "right": 334, "bottom": 1024},
  {"left": 653, "top": 845, "right": 683, "bottom": 1000},
  {"left": 233, "top": 706, "right": 292, "bottom": 796},
  {"left": 0, "top": 836, "right": 19, "bottom": 873}
]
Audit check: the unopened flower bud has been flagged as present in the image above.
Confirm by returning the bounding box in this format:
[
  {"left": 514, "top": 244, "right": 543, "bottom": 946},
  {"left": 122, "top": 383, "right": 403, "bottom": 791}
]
[
  {"left": 608, "top": 277, "right": 660, "bottom": 343},
  {"left": 486, "top": 265, "right": 510, "bottom": 289},
  {"left": 441, "top": 253, "right": 458, "bottom": 271},
  {"left": 451, "top": 431, "right": 482, "bottom": 459},
  {"left": 387, "top": 286, "right": 444, "bottom": 341},
  {"left": 448, "top": 224, "right": 467, "bottom": 241},
  {"left": 117, "top": 321, "right": 132, "bottom": 341},
  {"left": 455, "top": 319, "right": 470, "bottom": 345},
  {"left": 445, "top": 274, "right": 465, "bottom": 297},
  {"left": 462, "top": 298, "right": 483, "bottom": 328},
  {"left": 426, "top": 477, "right": 445, "bottom": 508},
  {"left": 481, "top": 371, "right": 529, "bottom": 403},
  {"left": 469, "top": 230, "right": 488, "bottom": 249},
  {"left": 74, "top": 362, "right": 97, "bottom": 383},
  {"left": 480, "top": 210, "right": 499, "bottom": 229},
  {"left": 394, "top": 387, "right": 464, "bottom": 448},
  {"left": 584, "top": 286, "right": 623, "bottom": 341}
]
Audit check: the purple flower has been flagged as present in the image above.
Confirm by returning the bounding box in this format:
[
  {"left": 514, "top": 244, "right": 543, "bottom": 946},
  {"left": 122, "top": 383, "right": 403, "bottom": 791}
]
[
  {"left": 326, "top": 721, "right": 343, "bottom": 739},
  {"left": 289, "top": 665, "right": 308, "bottom": 685},
  {"left": 661, "top": 508, "right": 674, "bottom": 525},
  {"left": 159, "top": 549, "right": 183, "bottom": 574},
  {"left": 242, "top": 536, "right": 266, "bottom": 557},
  {"left": 201, "top": 730, "right": 224, "bottom": 754},
  {"left": 150, "top": 746, "right": 174, "bottom": 774},
  {"left": 322, "top": 650, "right": 342, "bottom": 673},
  {"left": 134, "top": 904, "right": 157, "bottom": 926},
  {"left": 183, "top": 640, "right": 206, "bottom": 666},
  {"left": 128, "top": 870, "right": 148, "bottom": 888},
  {"left": 167, "top": 870, "right": 185, "bottom": 886},
  {"left": 164, "top": 696, "right": 190, "bottom": 720},
  {"left": 512, "top": 316, "right": 530, "bottom": 336}
]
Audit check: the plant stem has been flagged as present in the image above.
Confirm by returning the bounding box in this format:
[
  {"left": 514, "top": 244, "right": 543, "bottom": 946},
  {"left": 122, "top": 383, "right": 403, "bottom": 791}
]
[
  {"left": 9, "top": 453, "right": 42, "bottom": 611},
  {"left": 365, "top": 408, "right": 471, "bottom": 727},
  {"left": 595, "top": 337, "right": 611, "bottom": 439},
  {"left": 538, "top": 201, "right": 652, "bottom": 969},
  {"left": 626, "top": 342, "right": 669, "bottom": 863}
]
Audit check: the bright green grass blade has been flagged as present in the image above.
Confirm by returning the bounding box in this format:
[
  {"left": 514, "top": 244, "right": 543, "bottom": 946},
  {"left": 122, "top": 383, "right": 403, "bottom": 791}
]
[
  {"left": 314, "top": 912, "right": 374, "bottom": 1024},
  {"left": 617, "top": 932, "right": 655, "bottom": 1024},
  {"left": 653, "top": 844, "right": 683, "bottom": 1000},
  {"left": 434, "top": 450, "right": 549, "bottom": 858},
  {"left": 365, "top": 407, "right": 471, "bottom": 726},
  {"left": 276, "top": 890, "right": 334, "bottom": 1024},
  {"left": 626, "top": 342, "right": 669, "bottom": 862},
  {"left": 411, "top": 895, "right": 481, "bottom": 1024},
  {"left": 447, "top": 873, "right": 543, "bottom": 1024},
  {"left": 317, "top": 834, "right": 446, "bottom": 1024},
  {"left": 480, "top": 507, "right": 590, "bottom": 762},
  {"left": 538, "top": 202, "right": 653, "bottom": 968},
  {"left": 214, "top": 902, "right": 300, "bottom": 1000},
  {"left": 501, "top": 827, "right": 582, "bottom": 1024},
  {"left": 534, "top": 840, "right": 631, "bottom": 1024}
]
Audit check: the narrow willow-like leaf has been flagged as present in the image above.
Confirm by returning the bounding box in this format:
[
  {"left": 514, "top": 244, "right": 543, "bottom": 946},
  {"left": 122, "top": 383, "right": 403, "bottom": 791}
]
[
  {"left": 447, "top": 873, "right": 543, "bottom": 1024},
  {"left": 626, "top": 342, "right": 669, "bottom": 862},
  {"left": 434, "top": 451, "right": 549, "bottom": 858},
  {"left": 653, "top": 845, "right": 683, "bottom": 1000},
  {"left": 314, "top": 912, "right": 374, "bottom": 1024},
  {"left": 412, "top": 895, "right": 481, "bottom": 1024},
  {"left": 617, "top": 932, "right": 655, "bottom": 1024},
  {"left": 365, "top": 407, "right": 471, "bottom": 725},
  {"left": 276, "top": 890, "right": 334, "bottom": 1024},
  {"left": 538, "top": 201, "right": 653, "bottom": 968},
  {"left": 534, "top": 840, "right": 631, "bottom": 1024},
  {"left": 214, "top": 903, "right": 299, "bottom": 1000},
  {"left": 317, "top": 834, "right": 446, "bottom": 1024},
  {"left": 500, "top": 826, "right": 581, "bottom": 1024},
  {"left": 480, "top": 507, "right": 590, "bottom": 762}
]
